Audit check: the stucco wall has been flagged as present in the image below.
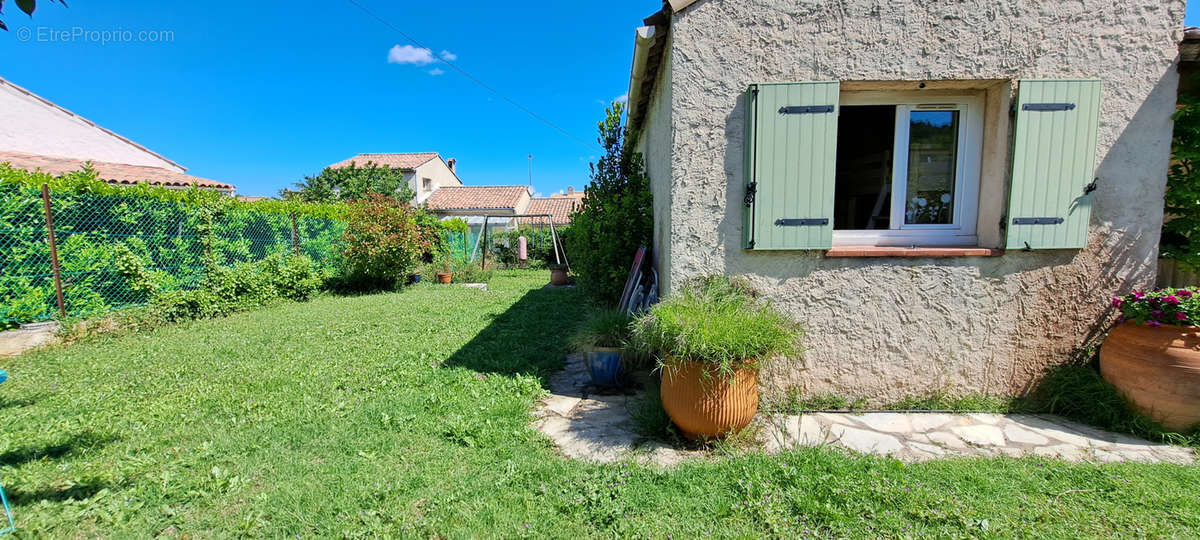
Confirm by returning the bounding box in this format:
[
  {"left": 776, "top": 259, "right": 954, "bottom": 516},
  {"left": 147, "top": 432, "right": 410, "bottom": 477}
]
[
  {"left": 412, "top": 158, "right": 463, "bottom": 205},
  {"left": 0, "top": 79, "right": 182, "bottom": 171},
  {"left": 639, "top": 33, "right": 676, "bottom": 294},
  {"left": 658, "top": 0, "right": 1184, "bottom": 403}
]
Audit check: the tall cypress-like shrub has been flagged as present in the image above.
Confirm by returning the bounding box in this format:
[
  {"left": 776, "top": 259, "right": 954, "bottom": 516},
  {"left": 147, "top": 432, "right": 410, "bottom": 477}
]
[
  {"left": 565, "top": 102, "right": 653, "bottom": 305},
  {"left": 1163, "top": 77, "right": 1200, "bottom": 270}
]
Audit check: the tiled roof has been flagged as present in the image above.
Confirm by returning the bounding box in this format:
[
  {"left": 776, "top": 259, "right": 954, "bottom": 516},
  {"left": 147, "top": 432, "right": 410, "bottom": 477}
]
[
  {"left": 521, "top": 197, "right": 577, "bottom": 226},
  {"left": 328, "top": 152, "right": 440, "bottom": 170},
  {"left": 424, "top": 185, "right": 529, "bottom": 211},
  {"left": 0, "top": 151, "right": 235, "bottom": 191}
]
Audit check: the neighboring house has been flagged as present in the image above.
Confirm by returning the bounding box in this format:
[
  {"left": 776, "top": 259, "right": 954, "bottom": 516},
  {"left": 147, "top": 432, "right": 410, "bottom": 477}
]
[
  {"left": 625, "top": 0, "right": 1183, "bottom": 403},
  {"left": 327, "top": 152, "right": 463, "bottom": 205},
  {"left": 424, "top": 185, "right": 533, "bottom": 234},
  {"left": 550, "top": 185, "right": 587, "bottom": 204},
  {"left": 0, "top": 77, "right": 235, "bottom": 195},
  {"left": 520, "top": 197, "right": 577, "bottom": 229}
]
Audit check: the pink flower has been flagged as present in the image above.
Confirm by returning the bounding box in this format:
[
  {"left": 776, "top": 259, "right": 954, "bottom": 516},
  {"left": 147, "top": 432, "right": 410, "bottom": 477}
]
[
  {"left": 1112, "top": 297, "right": 1123, "bottom": 308},
  {"left": 1179, "top": 290, "right": 1194, "bottom": 298},
  {"left": 1177, "top": 312, "right": 1189, "bottom": 321},
  {"left": 1147, "top": 320, "right": 1163, "bottom": 328},
  {"left": 1164, "top": 296, "right": 1181, "bottom": 305},
  {"left": 1133, "top": 291, "right": 1146, "bottom": 300}
]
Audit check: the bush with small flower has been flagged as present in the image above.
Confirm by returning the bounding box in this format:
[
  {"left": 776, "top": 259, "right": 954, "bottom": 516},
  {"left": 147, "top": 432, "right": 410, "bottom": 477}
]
[{"left": 1112, "top": 288, "right": 1200, "bottom": 327}]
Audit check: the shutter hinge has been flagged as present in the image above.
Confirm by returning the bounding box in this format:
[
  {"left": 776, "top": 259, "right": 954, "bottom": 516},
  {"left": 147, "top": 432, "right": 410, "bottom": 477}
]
[
  {"left": 1084, "top": 178, "right": 1098, "bottom": 195},
  {"left": 1012, "top": 217, "right": 1065, "bottom": 225},
  {"left": 1023, "top": 241, "right": 1033, "bottom": 252},
  {"left": 1023, "top": 103, "right": 1076, "bottom": 112},
  {"left": 775, "top": 218, "right": 829, "bottom": 227},
  {"left": 744, "top": 181, "right": 757, "bottom": 207},
  {"left": 779, "top": 105, "right": 835, "bottom": 115}
]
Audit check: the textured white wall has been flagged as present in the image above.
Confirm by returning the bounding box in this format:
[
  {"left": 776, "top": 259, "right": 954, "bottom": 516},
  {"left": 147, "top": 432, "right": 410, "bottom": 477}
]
[
  {"left": 0, "top": 80, "right": 182, "bottom": 171},
  {"left": 656, "top": 0, "right": 1184, "bottom": 403},
  {"left": 639, "top": 33, "right": 676, "bottom": 294}
]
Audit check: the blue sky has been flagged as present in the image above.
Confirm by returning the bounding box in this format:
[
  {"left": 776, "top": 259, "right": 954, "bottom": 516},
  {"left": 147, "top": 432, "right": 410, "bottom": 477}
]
[
  {"left": 3, "top": 2, "right": 1200, "bottom": 197},
  {"left": 0, "top": 0, "right": 652, "bottom": 197}
]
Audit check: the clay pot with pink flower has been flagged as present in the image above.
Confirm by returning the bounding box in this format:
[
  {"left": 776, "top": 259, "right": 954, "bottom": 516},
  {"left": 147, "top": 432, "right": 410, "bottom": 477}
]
[{"left": 1100, "top": 287, "right": 1200, "bottom": 431}]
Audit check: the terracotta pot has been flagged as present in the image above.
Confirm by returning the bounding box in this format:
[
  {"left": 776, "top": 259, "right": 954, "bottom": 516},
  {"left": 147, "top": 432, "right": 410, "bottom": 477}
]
[
  {"left": 1100, "top": 322, "right": 1200, "bottom": 431},
  {"left": 549, "top": 267, "right": 568, "bottom": 286},
  {"left": 660, "top": 359, "right": 759, "bottom": 439},
  {"left": 436, "top": 272, "right": 452, "bottom": 284}
]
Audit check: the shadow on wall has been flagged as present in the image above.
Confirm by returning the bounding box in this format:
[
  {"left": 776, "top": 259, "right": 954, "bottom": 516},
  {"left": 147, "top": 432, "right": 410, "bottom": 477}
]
[{"left": 442, "top": 285, "right": 589, "bottom": 383}]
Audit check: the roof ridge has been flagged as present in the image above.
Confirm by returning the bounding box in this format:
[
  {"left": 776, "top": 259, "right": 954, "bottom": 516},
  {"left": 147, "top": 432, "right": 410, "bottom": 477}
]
[{"left": 0, "top": 76, "right": 188, "bottom": 173}]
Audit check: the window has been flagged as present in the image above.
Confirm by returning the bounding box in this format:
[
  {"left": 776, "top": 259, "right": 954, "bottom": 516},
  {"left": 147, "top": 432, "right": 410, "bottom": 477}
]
[
  {"left": 422, "top": 177, "right": 433, "bottom": 191},
  {"left": 833, "top": 92, "right": 983, "bottom": 246},
  {"left": 742, "top": 80, "right": 1101, "bottom": 252}
]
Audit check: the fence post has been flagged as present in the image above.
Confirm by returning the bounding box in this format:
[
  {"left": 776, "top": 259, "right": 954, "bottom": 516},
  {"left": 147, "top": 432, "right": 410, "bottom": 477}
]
[
  {"left": 290, "top": 214, "right": 300, "bottom": 256},
  {"left": 40, "top": 184, "right": 66, "bottom": 319}
]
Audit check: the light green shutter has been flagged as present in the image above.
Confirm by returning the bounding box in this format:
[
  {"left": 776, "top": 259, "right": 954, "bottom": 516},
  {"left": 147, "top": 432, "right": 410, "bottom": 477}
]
[
  {"left": 744, "top": 81, "right": 839, "bottom": 250},
  {"left": 1006, "top": 79, "right": 1102, "bottom": 250}
]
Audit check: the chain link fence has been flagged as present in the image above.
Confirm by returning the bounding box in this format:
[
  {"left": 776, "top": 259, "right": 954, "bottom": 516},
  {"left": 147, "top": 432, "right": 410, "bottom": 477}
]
[{"left": 0, "top": 185, "right": 345, "bottom": 324}]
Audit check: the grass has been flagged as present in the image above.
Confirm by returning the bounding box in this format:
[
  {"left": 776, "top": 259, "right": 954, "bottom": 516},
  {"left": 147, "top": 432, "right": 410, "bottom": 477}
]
[{"left": 1, "top": 270, "right": 1199, "bottom": 536}]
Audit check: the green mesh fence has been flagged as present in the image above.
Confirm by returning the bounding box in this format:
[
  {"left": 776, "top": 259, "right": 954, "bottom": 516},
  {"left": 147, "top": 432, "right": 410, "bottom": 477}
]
[
  {"left": 440, "top": 231, "right": 475, "bottom": 265},
  {"left": 0, "top": 185, "right": 345, "bottom": 324}
]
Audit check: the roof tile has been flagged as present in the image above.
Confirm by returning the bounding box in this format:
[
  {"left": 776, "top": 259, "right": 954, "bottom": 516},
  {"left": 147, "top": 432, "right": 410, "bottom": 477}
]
[
  {"left": 521, "top": 198, "right": 577, "bottom": 225},
  {"left": 328, "top": 153, "right": 440, "bottom": 170},
  {"left": 0, "top": 151, "right": 235, "bottom": 191},
  {"left": 424, "top": 186, "right": 529, "bottom": 211}
]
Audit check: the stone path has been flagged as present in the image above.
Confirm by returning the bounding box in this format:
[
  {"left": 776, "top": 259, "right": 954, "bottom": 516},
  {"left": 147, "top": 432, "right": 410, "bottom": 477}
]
[
  {"left": 0, "top": 321, "right": 59, "bottom": 358},
  {"left": 533, "top": 355, "right": 1195, "bottom": 466}
]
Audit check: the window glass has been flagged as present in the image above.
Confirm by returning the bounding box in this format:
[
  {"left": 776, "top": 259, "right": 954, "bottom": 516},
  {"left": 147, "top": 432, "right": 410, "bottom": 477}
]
[
  {"left": 904, "top": 110, "right": 959, "bottom": 225},
  {"left": 834, "top": 105, "right": 895, "bottom": 230}
]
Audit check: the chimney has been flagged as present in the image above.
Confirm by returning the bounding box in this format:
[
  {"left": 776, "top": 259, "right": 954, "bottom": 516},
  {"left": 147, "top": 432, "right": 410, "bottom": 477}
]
[
  {"left": 567, "top": 186, "right": 575, "bottom": 195},
  {"left": 447, "top": 158, "right": 457, "bottom": 173}
]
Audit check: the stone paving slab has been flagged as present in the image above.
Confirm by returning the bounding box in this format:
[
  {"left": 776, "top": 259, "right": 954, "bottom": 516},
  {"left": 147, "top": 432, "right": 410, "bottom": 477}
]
[{"left": 534, "top": 355, "right": 1195, "bottom": 466}]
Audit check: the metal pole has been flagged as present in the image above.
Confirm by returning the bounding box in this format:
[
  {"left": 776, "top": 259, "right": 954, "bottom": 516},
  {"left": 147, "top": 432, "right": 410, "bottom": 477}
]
[
  {"left": 290, "top": 214, "right": 300, "bottom": 256},
  {"left": 548, "top": 216, "right": 568, "bottom": 269},
  {"left": 40, "top": 184, "right": 66, "bottom": 318},
  {"left": 480, "top": 216, "right": 490, "bottom": 270}
]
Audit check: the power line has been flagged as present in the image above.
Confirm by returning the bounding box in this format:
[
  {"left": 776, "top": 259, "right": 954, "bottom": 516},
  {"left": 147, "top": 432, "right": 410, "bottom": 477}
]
[{"left": 344, "top": 0, "right": 597, "bottom": 150}]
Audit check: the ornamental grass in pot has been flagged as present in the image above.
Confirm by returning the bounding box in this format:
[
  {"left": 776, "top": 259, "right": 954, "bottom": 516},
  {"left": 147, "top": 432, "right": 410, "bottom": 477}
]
[
  {"left": 569, "top": 310, "right": 631, "bottom": 387},
  {"left": 1101, "top": 287, "right": 1200, "bottom": 431},
  {"left": 630, "top": 276, "right": 803, "bottom": 440}
]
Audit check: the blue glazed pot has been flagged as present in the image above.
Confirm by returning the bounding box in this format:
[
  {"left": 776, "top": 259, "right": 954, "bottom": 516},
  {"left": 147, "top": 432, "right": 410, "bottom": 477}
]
[{"left": 585, "top": 348, "right": 623, "bottom": 387}]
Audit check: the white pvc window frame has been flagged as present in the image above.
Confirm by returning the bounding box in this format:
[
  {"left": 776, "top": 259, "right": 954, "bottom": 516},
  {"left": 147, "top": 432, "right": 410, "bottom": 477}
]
[{"left": 833, "top": 91, "right": 984, "bottom": 247}]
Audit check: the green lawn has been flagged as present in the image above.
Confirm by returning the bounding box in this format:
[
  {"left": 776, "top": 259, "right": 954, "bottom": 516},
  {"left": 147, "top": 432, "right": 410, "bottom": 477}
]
[{"left": 2, "top": 270, "right": 1199, "bottom": 537}]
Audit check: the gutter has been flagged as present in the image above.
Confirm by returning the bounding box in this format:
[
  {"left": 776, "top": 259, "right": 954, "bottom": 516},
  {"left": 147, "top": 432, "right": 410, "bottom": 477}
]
[{"left": 624, "top": 25, "right": 658, "bottom": 129}]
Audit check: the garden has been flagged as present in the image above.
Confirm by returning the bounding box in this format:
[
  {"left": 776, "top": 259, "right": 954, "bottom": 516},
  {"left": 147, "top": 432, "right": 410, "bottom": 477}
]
[{"left": 1, "top": 102, "right": 1199, "bottom": 537}]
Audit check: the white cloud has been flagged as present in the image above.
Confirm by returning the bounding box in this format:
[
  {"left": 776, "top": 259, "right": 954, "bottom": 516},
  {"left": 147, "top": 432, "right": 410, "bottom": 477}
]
[
  {"left": 387, "top": 44, "right": 435, "bottom": 65},
  {"left": 439, "top": 50, "right": 457, "bottom": 61},
  {"left": 614, "top": 93, "right": 629, "bottom": 104},
  {"left": 429, "top": 68, "right": 445, "bottom": 76},
  {"left": 533, "top": 191, "right": 546, "bottom": 198}
]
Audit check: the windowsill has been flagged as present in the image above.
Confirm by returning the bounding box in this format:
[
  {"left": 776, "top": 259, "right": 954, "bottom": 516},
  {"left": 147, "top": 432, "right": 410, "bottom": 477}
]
[{"left": 825, "top": 246, "right": 1004, "bottom": 258}]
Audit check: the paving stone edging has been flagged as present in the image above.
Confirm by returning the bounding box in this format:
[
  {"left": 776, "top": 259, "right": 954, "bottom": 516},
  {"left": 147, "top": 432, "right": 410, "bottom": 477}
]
[{"left": 533, "top": 355, "right": 1195, "bottom": 466}]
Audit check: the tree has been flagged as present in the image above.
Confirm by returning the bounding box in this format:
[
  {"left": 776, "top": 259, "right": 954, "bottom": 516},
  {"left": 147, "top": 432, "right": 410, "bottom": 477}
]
[
  {"left": 281, "top": 161, "right": 416, "bottom": 204},
  {"left": 1162, "top": 77, "right": 1200, "bottom": 270},
  {"left": 564, "top": 101, "right": 653, "bottom": 305},
  {"left": 0, "top": 0, "right": 66, "bottom": 31}
]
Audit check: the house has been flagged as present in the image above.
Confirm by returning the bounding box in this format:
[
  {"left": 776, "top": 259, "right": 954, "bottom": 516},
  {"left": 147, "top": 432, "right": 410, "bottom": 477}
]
[
  {"left": 550, "top": 185, "right": 587, "bottom": 204},
  {"left": 424, "top": 185, "right": 533, "bottom": 234},
  {"left": 625, "top": 0, "right": 1183, "bottom": 403},
  {"left": 327, "top": 152, "right": 463, "bottom": 205},
  {"left": 0, "top": 77, "right": 235, "bottom": 195},
  {"left": 520, "top": 197, "right": 577, "bottom": 229}
]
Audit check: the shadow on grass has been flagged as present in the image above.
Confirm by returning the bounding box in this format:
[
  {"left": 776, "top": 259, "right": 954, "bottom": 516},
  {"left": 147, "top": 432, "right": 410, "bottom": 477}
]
[
  {"left": 6, "top": 476, "right": 119, "bottom": 505},
  {"left": 0, "top": 430, "right": 118, "bottom": 467},
  {"left": 444, "top": 285, "right": 589, "bottom": 381},
  {"left": 0, "top": 395, "right": 39, "bottom": 411}
]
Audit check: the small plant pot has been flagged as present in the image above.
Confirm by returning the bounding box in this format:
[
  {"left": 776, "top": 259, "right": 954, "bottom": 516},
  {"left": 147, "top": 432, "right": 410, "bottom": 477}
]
[
  {"left": 660, "top": 359, "right": 759, "bottom": 440},
  {"left": 409, "top": 273, "right": 423, "bottom": 284},
  {"left": 584, "top": 347, "right": 624, "bottom": 387},
  {"left": 436, "top": 272, "right": 453, "bottom": 284},
  {"left": 549, "top": 267, "right": 568, "bottom": 286},
  {"left": 1100, "top": 322, "right": 1200, "bottom": 431}
]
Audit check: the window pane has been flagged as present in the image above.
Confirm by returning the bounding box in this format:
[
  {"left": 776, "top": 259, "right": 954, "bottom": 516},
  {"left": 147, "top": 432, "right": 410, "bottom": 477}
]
[
  {"left": 905, "top": 110, "right": 959, "bottom": 225},
  {"left": 834, "top": 105, "right": 895, "bottom": 230}
]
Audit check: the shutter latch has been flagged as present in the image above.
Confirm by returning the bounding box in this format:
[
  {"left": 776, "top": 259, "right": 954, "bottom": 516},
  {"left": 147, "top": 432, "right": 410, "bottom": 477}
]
[
  {"left": 1084, "top": 178, "right": 1098, "bottom": 195},
  {"left": 744, "top": 181, "right": 757, "bottom": 207}
]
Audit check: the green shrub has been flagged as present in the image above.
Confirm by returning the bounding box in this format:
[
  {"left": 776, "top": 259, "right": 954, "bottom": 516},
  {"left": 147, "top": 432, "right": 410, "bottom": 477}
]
[
  {"left": 1162, "top": 80, "right": 1200, "bottom": 269},
  {"left": 569, "top": 310, "right": 631, "bottom": 351},
  {"left": 282, "top": 161, "right": 416, "bottom": 204},
  {"left": 453, "top": 263, "right": 494, "bottom": 284},
  {"left": 563, "top": 102, "right": 653, "bottom": 305},
  {"left": 630, "top": 275, "right": 803, "bottom": 379},
  {"left": 340, "top": 193, "right": 438, "bottom": 289},
  {"left": 147, "top": 254, "right": 326, "bottom": 323}
]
